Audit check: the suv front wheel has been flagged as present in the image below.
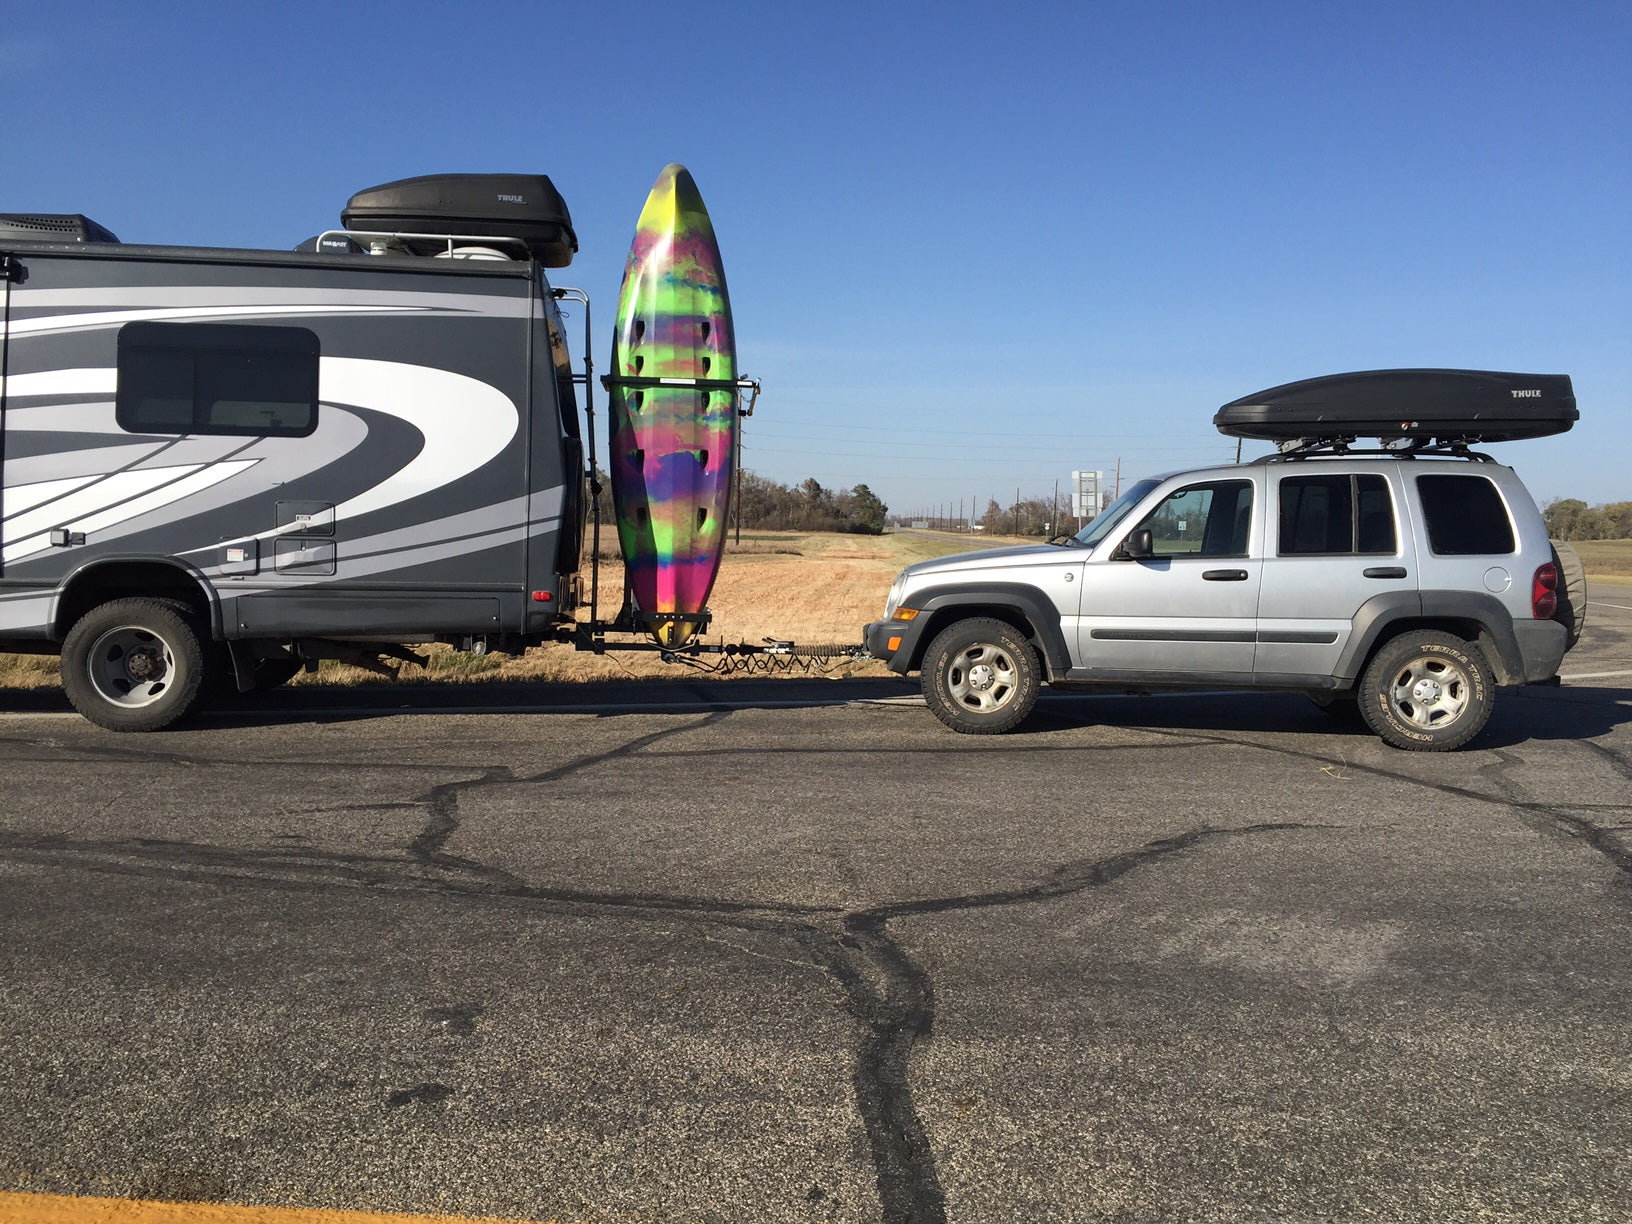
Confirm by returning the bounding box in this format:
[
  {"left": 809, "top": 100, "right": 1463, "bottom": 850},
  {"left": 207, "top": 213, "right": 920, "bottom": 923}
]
[
  {"left": 921, "top": 617, "right": 1040, "bottom": 734},
  {"left": 1359, "top": 630, "right": 1494, "bottom": 751}
]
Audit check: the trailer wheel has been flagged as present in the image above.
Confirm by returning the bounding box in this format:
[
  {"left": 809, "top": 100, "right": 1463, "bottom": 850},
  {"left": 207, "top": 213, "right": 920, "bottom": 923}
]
[{"left": 62, "top": 598, "right": 209, "bottom": 732}]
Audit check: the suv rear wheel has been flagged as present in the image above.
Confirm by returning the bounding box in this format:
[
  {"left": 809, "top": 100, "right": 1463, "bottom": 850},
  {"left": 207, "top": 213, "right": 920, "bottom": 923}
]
[
  {"left": 921, "top": 617, "right": 1040, "bottom": 734},
  {"left": 1359, "top": 630, "right": 1493, "bottom": 751}
]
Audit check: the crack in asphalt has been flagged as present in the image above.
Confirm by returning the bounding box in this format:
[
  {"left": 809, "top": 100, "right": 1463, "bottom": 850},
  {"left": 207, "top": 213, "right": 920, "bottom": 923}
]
[
  {"left": 0, "top": 720, "right": 1313, "bottom": 1224},
  {"left": 2, "top": 702, "right": 1627, "bottom": 1222},
  {"left": 1133, "top": 725, "right": 1632, "bottom": 880}
]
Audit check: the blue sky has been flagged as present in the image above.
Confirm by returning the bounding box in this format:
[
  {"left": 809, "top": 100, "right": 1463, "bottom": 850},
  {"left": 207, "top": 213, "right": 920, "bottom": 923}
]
[{"left": 5, "top": 1, "right": 1627, "bottom": 518}]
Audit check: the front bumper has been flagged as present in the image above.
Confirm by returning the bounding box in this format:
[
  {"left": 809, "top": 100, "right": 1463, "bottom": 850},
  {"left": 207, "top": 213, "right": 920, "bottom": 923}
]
[{"left": 864, "top": 617, "right": 926, "bottom": 675}]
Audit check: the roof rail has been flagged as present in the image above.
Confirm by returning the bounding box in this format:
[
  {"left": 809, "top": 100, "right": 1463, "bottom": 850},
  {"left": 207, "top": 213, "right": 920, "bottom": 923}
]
[
  {"left": 1252, "top": 436, "right": 1497, "bottom": 463},
  {"left": 308, "top": 229, "right": 534, "bottom": 260}
]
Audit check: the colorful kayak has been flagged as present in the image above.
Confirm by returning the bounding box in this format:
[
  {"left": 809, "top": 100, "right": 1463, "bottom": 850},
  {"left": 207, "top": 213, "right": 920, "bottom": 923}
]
[{"left": 606, "top": 164, "right": 738, "bottom": 649}]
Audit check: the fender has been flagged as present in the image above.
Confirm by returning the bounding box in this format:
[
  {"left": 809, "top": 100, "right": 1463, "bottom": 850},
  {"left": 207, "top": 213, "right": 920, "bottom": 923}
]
[
  {"left": 892, "top": 582, "right": 1072, "bottom": 678},
  {"left": 1333, "top": 589, "right": 1523, "bottom": 684},
  {"left": 52, "top": 555, "right": 223, "bottom": 641}
]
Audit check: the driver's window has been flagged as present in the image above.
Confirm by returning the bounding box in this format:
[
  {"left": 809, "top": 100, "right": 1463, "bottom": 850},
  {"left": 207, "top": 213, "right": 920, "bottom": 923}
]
[{"left": 1137, "top": 480, "right": 1252, "bottom": 557}]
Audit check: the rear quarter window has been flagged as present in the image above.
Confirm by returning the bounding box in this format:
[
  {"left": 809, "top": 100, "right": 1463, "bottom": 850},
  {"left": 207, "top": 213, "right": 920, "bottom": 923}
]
[{"left": 1416, "top": 473, "right": 1515, "bottom": 555}]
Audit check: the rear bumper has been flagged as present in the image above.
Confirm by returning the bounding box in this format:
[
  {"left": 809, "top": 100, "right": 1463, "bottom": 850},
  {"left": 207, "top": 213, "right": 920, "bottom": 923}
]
[{"left": 1512, "top": 618, "right": 1570, "bottom": 683}]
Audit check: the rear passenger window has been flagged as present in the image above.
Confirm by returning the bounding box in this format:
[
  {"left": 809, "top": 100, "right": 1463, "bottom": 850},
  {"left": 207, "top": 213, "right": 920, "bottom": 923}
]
[
  {"left": 1417, "top": 474, "right": 1515, "bottom": 555},
  {"left": 1278, "top": 474, "right": 1396, "bottom": 555},
  {"left": 117, "top": 321, "right": 320, "bottom": 437}
]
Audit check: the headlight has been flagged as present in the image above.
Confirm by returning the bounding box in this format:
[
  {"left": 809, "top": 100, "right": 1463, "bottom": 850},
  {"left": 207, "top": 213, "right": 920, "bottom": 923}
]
[{"left": 884, "top": 572, "right": 907, "bottom": 619}]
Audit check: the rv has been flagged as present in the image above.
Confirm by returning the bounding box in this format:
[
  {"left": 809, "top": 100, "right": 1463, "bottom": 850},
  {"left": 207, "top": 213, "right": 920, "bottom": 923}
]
[{"left": 0, "top": 175, "right": 593, "bottom": 730}]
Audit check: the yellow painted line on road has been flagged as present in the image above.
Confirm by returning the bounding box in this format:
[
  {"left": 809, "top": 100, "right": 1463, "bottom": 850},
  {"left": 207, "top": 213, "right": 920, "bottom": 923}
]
[{"left": 0, "top": 1191, "right": 564, "bottom": 1224}]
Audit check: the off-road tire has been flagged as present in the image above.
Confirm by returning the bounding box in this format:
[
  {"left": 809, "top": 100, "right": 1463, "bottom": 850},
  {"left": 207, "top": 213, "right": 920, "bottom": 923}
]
[
  {"left": 921, "top": 617, "right": 1040, "bottom": 734},
  {"left": 1550, "top": 539, "right": 1587, "bottom": 650},
  {"left": 1359, "top": 630, "right": 1493, "bottom": 752},
  {"left": 62, "top": 598, "right": 209, "bottom": 732}
]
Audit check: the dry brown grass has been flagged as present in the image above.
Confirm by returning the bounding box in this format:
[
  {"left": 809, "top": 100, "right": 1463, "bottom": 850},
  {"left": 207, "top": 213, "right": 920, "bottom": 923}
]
[
  {"left": 9, "top": 530, "right": 1626, "bottom": 690},
  {"left": 1571, "top": 539, "right": 1632, "bottom": 582},
  {"left": 0, "top": 530, "right": 1011, "bottom": 689}
]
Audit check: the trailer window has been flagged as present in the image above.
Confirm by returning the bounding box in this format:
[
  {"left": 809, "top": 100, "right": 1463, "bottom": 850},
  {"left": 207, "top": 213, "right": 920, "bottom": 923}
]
[{"left": 117, "top": 322, "right": 319, "bottom": 437}]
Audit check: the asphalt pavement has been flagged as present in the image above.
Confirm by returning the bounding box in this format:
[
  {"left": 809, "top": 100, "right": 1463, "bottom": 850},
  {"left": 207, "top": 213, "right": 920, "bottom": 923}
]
[{"left": 0, "top": 586, "right": 1628, "bottom": 1223}]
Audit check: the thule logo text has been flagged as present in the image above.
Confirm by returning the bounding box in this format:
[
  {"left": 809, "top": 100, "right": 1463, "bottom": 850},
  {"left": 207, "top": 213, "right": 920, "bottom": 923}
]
[
  {"left": 1511, "top": 389, "right": 1542, "bottom": 398},
  {"left": 497, "top": 194, "right": 526, "bottom": 204}
]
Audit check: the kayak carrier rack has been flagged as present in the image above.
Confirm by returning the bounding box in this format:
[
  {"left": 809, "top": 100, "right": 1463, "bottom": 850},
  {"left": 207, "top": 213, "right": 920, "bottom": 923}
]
[
  {"left": 665, "top": 638, "right": 870, "bottom": 676},
  {"left": 568, "top": 626, "right": 869, "bottom": 675}
]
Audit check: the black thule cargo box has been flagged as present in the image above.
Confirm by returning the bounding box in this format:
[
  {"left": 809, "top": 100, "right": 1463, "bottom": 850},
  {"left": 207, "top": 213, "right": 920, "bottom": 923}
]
[
  {"left": 340, "top": 173, "right": 578, "bottom": 266},
  {"left": 1215, "top": 369, "right": 1577, "bottom": 442}
]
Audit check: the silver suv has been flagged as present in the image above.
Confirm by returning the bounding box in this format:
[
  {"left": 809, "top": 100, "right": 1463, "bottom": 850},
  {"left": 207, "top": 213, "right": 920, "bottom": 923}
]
[{"left": 864, "top": 370, "right": 1585, "bottom": 750}]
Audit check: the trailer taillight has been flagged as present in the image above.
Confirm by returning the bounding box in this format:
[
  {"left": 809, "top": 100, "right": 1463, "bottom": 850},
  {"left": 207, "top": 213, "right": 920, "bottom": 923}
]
[
  {"left": 1531, "top": 563, "right": 1558, "bottom": 619},
  {"left": 531, "top": 590, "right": 553, "bottom": 602}
]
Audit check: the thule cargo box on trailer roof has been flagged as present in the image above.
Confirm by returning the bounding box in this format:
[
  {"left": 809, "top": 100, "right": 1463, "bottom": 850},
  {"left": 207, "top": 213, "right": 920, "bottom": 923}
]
[
  {"left": 1214, "top": 369, "right": 1577, "bottom": 443},
  {"left": 339, "top": 173, "right": 578, "bottom": 267}
]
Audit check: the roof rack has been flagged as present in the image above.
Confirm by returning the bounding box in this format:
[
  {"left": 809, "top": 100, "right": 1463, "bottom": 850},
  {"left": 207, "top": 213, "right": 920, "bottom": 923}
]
[
  {"left": 1252, "top": 436, "right": 1497, "bottom": 463},
  {"left": 306, "top": 228, "right": 534, "bottom": 260}
]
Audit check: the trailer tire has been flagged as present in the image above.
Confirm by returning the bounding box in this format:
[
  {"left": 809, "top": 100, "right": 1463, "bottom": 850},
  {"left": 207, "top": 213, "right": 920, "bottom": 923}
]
[{"left": 62, "top": 598, "right": 209, "bottom": 732}]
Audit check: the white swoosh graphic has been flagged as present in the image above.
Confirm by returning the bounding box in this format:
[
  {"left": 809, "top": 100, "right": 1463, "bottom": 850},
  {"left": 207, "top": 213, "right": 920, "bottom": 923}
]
[
  {"left": 3, "top": 473, "right": 102, "bottom": 518},
  {"left": 4, "top": 461, "right": 257, "bottom": 564},
  {"left": 316, "top": 357, "right": 520, "bottom": 523},
  {"left": 3, "top": 304, "right": 431, "bottom": 340},
  {"left": 7, "top": 361, "right": 521, "bottom": 564}
]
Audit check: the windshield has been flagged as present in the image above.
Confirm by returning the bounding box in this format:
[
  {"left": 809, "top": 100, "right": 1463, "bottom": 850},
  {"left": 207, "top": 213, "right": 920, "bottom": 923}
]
[{"left": 1075, "top": 478, "right": 1160, "bottom": 548}]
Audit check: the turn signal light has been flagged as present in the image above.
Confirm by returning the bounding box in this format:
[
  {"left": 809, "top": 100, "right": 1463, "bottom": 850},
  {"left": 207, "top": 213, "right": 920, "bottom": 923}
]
[
  {"left": 1531, "top": 563, "right": 1558, "bottom": 619},
  {"left": 887, "top": 635, "right": 902, "bottom": 652},
  {"left": 892, "top": 607, "right": 919, "bottom": 621}
]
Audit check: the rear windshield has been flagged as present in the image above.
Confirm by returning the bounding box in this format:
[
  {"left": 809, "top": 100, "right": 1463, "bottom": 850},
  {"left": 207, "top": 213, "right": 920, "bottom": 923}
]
[{"left": 1416, "top": 474, "right": 1515, "bottom": 555}]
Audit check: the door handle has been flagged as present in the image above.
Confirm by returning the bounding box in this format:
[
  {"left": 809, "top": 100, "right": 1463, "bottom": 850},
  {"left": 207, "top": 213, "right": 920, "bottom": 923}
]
[
  {"left": 1363, "top": 567, "right": 1408, "bottom": 579},
  {"left": 1202, "top": 569, "right": 1249, "bottom": 581}
]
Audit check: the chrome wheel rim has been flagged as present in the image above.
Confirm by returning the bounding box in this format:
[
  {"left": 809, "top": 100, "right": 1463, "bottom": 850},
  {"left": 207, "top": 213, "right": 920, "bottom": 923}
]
[
  {"left": 85, "top": 624, "right": 179, "bottom": 709},
  {"left": 1388, "top": 656, "right": 1469, "bottom": 729},
  {"left": 946, "top": 642, "right": 1019, "bottom": 713}
]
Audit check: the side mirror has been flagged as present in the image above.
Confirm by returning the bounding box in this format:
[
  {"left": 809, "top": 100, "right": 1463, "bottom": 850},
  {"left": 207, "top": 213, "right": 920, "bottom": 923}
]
[{"left": 1120, "top": 528, "right": 1154, "bottom": 560}]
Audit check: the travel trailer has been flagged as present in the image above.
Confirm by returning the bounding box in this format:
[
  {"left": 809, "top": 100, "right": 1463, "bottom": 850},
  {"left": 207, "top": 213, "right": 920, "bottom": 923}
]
[{"left": 0, "top": 175, "right": 595, "bottom": 730}]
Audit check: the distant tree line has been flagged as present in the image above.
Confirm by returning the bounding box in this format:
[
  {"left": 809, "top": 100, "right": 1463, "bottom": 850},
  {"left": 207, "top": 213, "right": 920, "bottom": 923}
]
[
  {"left": 976, "top": 497, "right": 1079, "bottom": 537},
  {"left": 737, "top": 473, "right": 888, "bottom": 534},
  {"left": 1544, "top": 499, "right": 1632, "bottom": 541},
  {"left": 590, "top": 468, "right": 888, "bottom": 535}
]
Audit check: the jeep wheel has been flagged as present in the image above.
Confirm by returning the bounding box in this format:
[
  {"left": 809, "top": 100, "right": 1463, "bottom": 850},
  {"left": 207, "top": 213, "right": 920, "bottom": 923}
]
[
  {"left": 62, "top": 598, "right": 209, "bottom": 732},
  {"left": 1359, "top": 631, "right": 1493, "bottom": 752},
  {"left": 1550, "top": 539, "right": 1587, "bottom": 650},
  {"left": 921, "top": 617, "right": 1040, "bottom": 734}
]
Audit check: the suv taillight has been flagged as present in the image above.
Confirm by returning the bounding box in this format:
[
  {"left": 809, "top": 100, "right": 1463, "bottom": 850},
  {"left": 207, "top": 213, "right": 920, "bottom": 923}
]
[{"left": 1532, "top": 562, "right": 1559, "bottom": 619}]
